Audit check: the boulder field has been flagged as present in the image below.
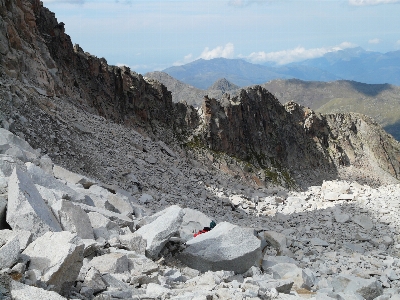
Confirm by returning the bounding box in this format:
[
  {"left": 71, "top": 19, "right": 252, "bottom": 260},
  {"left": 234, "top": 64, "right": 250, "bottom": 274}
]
[{"left": 1, "top": 128, "right": 400, "bottom": 299}]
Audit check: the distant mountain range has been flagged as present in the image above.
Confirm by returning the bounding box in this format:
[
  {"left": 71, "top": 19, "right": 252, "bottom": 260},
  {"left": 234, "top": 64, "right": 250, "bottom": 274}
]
[
  {"left": 144, "top": 72, "right": 240, "bottom": 107},
  {"left": 162, "top": 47, "right": 400, "bottom": 89},
  {"left": 144, "top": 72, "right": 400, "bottom": 141}
]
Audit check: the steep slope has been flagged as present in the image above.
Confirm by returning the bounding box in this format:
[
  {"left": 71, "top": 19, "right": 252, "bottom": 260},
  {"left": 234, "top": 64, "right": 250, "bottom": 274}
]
[{"left": 0, "top": 0, "right": 399, "bottom": 192}]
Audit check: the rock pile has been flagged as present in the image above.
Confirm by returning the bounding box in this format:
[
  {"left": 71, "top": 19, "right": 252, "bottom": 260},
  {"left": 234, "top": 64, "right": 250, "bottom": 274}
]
[{"left": 1, "top": 128, "right": 400, "bottom": 299}]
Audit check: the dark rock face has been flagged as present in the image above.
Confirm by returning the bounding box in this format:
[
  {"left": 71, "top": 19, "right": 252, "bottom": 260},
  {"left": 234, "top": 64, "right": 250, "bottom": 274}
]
[
  {"left": 197, "top": 86, "right": 400, "bottom": 185},
  {"left": 198, "top": 88, "right": 335, "bottom": 179}
]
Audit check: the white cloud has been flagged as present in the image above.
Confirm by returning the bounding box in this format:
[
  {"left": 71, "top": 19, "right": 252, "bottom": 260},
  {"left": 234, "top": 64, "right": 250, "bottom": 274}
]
[
  {"left": 199, "top": 43, "right": 235, "bottom": 60},
  {"left": 368, "top": 38, "right": 381, "bottom": 44},
  {"left": 173, "top": 43, "right": 235, "bottom": 66},
  {"left": 349, "top": 0, "right": 400, "bottom": 6},
  {"left": 173, "top": 54, "right": 194, "bottom": 66},
  {"left": 246, "top": 42, "right": 356, "bottom": 65}
]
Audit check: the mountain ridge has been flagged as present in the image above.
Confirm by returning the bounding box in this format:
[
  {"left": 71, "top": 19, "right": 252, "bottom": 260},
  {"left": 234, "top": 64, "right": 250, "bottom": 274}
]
[
  {"left": 162, "top": 49, "right": 400, "bottom": 89},
  {"left": 145, "top": 72, "right": 400, "bottom": 142}
]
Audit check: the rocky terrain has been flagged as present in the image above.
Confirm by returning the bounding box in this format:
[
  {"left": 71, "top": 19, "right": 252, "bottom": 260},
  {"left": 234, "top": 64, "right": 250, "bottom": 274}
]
[
  {"left": 1, "top": 0, "right": 400, "bottom": 299},
  {"left": 144, "top": 73, "right": 400, "bottom": 142},
  {"left": 2, "top": 127, "right": 400, "bottom": 300}
]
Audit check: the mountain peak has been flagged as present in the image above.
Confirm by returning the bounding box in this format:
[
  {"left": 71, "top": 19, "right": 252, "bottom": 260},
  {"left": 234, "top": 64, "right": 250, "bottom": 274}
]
[{"left": 207, "top": 78, "right": 240, "bottom": 92}]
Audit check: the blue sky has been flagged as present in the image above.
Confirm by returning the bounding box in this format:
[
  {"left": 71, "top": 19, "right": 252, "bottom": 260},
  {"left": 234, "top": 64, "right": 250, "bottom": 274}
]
[{"left": 42, "top": 0, "right": 400, "bottom": 74}]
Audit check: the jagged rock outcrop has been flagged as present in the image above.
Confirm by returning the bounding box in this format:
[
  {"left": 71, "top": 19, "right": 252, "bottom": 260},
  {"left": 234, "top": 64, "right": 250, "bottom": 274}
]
[{"left": 194, "top": 87, "right": 400, "bottom": 187}]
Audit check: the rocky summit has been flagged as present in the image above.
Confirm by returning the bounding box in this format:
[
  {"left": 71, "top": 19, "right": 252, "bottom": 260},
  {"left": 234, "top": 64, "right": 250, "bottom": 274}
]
[{"left": 1, "top": 0, "right": 400, "bottom": 299}]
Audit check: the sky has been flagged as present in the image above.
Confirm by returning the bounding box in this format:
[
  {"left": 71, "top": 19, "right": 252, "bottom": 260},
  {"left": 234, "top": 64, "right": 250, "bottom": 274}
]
[{"left": 42, "top": 0, "right": 400, "bottom": 74}]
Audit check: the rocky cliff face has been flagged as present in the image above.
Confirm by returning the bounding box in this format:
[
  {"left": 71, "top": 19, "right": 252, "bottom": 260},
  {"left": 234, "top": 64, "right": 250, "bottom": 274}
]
[
  {"left": 194, "top": 87, "right": 400, "bottom": 187},
  {"left": 0, "top": 0, "right": 197, "bottom": 131},
  {"left": 0, "top": 0, "right": 399, "bottom": 189}
]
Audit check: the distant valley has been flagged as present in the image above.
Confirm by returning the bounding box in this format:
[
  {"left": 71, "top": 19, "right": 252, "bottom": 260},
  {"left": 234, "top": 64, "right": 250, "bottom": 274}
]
[{"left": 144, "top": 72, "right": 400, "bottom": 141}]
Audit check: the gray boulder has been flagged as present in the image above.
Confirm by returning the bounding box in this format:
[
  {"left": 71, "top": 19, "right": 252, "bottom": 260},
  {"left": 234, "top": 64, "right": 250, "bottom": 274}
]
[
  {"left": 80, "top": 267, "right": 107, "bottom": 298},
  {"left": 0, "top": 155, "right": 26, "bottom": 178},
  {"left": 0, "top": 230, "right": 32, "bottom": 251},
  {"left": 10, "top": 280, "right": 67, "bottom": 300},
  {"left": 25, "top": 163, "right": 88, "bottom": 204},
  {"left": 119, "top": 233, "right": 147, "bottom": 255},
  {"left": 331, "top": 274, "right": 383, "bottom": 300},
  {"left": 87, "top": 211, "right": 120, "bottom": 240},
  {"left": 0, "top": 129, "right": 39, "bottom": 163},
  {"left": 51, "top": 200, "right": 95, "bottom": 239},
  {"left": 260, "top": 230, "right": 288, "bottom": 255},
  {"left": 0, "top": 235, "right": 20, "bottom": 269},
  {"left": 7, "top": 167, "right": 62, "bottom": 239},
  {"left": 22, "top": 231, "right": 84, "bottom": 294},
  {"left": 135, "top": 205, "right": 184, "bottom": 259},
  {"left": 262, "top": 255, "right": 297, "bottom": 270},
  {"left": 352, "top": 215, "right": 374, "bottom": 230},
  {"left": 89, "top": 253, "right": 130, "bottom": 274},
  {"left": 178, "top": 222, "right": 261, "bottom": 273},
  {"left": 53, "top": 164, "right": 95, "bottom": 188}
]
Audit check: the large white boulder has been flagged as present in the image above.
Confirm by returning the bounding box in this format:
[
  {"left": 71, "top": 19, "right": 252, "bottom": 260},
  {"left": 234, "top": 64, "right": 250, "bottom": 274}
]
[
  {"left": 53, "top": 164, "right": 95, "bottom": 188},
  {"left": 0, "top": 229, "right": 32, "bottom": 251},
  {"left": 25, "top": 163, "right": 88, "bottom": 204},
  {"left": 178, "top": 222, "right": 261, "bottom": 273},
  {"left": 51, "top": 200, "right": 95, "bottom": 239},
  {"left": 0, "top": 155, "right": 26, "bottom": 178},
  {"left": 22, "top": 231, "right": 84, "bottom": 294},
  {"left": 0, "top": 129, "right": 39, "bottom": 163},
  {"left": 7, "top": 167, "right": 62, "bottom": 239},
  {"left": 135, "top": 205, "right": 184, "bottom": 259},
  {"left": 10, "top": 280, "right": 67, "bottom": 300}
]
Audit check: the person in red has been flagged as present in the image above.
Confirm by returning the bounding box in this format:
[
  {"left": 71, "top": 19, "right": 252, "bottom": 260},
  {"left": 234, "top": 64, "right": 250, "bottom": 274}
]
[{"left": 193, "top": 221, "right": 216, "bottom": 237}]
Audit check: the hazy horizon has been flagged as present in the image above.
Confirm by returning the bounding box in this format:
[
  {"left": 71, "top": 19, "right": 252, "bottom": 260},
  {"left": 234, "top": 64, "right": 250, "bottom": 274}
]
[{"left": 42, "top": 0, "right": 400, "bottom": 74}]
